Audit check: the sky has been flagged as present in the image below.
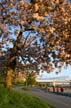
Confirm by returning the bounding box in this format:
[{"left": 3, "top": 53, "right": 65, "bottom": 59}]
[{"left": 38, "top": 65, "right": 71, "bottom": 80}]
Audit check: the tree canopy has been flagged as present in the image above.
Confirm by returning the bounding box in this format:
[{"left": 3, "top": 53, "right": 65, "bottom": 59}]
[{"left": 0, "top": 0, "right": 71, "bottom": 74}]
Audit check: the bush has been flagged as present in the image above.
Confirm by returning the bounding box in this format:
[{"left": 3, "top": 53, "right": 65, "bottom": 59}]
[{"left": 22, "top": 86, "right": 30, "bottom": 91}]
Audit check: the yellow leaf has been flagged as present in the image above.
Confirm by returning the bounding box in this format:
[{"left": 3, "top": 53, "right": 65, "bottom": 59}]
[{"left": 33, "top": 3, "right": 39, "bottom": 12}]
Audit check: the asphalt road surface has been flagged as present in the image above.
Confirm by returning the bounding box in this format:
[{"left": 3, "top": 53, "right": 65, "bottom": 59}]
[{"left": 15, "top": 87, "right": 71, "bottom": 108}]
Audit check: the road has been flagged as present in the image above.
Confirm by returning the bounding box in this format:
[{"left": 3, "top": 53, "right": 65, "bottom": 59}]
[{"left": 14, "top": 87, "right": 71, "bottom": 108}]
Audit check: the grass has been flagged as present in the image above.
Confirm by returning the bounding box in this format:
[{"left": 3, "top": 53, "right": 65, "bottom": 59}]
[
  {"left": 13, "top": 82, "right": 24, "bottom": 86},
  {"left": 0, "top": 85, "right": 54, "bottom": 108},
  {"left": 22, "top": 86, "right": 30, "bottom": 91},
  {"left": 13, "top": 83, "right": 30, "bottom": 90}
]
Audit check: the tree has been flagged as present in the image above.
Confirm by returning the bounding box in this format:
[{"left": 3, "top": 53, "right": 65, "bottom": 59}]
[
  {"left": 0, "top": 0, "right": 71, "bottom": 89},
  {"left": 24, "top": 71, "right": 36, "bottom": 86}
]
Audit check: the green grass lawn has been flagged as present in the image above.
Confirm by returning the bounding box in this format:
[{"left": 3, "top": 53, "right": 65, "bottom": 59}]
[{"left": 0, "top": 85, "right": 54, "bottom": 108}]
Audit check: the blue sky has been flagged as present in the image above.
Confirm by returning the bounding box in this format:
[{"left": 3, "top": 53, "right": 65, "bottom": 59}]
[{"left": 39, "top": 65, "right": 71, "bottom": 79}]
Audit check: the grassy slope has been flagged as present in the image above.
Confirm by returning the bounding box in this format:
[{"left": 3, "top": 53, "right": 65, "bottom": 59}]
[{"left": 0, "top": 85, "right": 54, "bottom": 108}]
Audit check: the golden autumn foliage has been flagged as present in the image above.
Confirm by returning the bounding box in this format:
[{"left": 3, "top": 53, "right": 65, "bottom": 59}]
[{"left": 0, "top": 0, "right": 71, "bottom": 75}]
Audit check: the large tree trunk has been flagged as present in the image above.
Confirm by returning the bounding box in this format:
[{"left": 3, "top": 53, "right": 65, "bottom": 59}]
[
  {"left": 4, "top": 68, "right": 14, "bottom": 90},
  {"left": 4, "top": 32, "right": 22, "bottom": 90}
]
